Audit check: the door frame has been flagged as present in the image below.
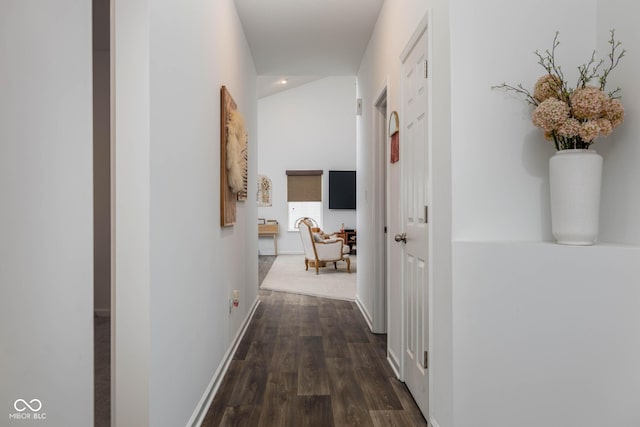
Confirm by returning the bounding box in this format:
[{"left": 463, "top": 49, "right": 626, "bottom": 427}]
[{"left": 372, "top": 80, "right": 389, "bottom": 334}]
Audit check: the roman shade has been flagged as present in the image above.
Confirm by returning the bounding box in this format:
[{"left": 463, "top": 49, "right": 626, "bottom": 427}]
[{"left": 286, "top": 170, "right": 323, "bottom": 202}]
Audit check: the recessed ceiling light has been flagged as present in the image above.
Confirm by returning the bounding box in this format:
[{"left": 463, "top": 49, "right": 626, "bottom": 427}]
[{"left": 279, "top": 79, "right": 288, "bottom": 85}]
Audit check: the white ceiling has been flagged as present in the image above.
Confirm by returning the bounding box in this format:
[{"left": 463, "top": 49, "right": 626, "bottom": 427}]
[
  {"left": 257, "top": 75, "right": 324, "bottom": 98},
  {"left": 234, "top": 0, "right": 384, "bottom": 97}
]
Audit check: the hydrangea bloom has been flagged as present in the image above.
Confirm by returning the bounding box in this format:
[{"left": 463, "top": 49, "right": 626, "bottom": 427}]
[
  {"left": 493, "top": 31, "right": 625, "bottom": 150},
  {"left": 579, "top": 120, "right": 601, "bottom": 142},
  {"left": 570, "top": 86, "right": 606, "bottom": 120},
  {"left": 532, "top": 98, "right": 570, "bottom": 132},
  {"left": 602, "top": 98, "right": 625, "bottom": 127},
  {"left": 534, "top": 74, "right": 562, "bottom": 102},
  {"left": 557, "top": 118, "right": 581, "bottom": 138},
  {"left": 596, "top": 118, "right": 613, "bottom": 137}
]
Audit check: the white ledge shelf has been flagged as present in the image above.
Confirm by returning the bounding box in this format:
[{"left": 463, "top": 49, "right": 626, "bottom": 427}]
[{"left": 452, "top": 239, "right": 640, "bottom": 250}]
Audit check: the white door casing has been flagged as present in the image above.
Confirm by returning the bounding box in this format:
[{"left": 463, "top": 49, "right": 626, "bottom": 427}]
[
  {"left": 399, "top": 23, "right": 429, "bottom": 417},
  {"left": 373, "top": 83, "right": 388, "bottom": 335},
  {"left": 387, "top": 105, "right": 403, "bottom": 375}
]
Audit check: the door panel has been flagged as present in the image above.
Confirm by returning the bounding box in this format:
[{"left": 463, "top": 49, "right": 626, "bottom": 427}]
[{"left": 401, "top": 27, "right": 429, "bottom": 417}]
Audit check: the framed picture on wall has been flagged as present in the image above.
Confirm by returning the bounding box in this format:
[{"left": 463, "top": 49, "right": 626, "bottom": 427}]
[{"left": 389, "top": 111, "right": 399, "bottom": 163}]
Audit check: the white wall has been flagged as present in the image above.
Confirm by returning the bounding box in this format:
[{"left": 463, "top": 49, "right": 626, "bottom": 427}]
[
  {"left": 356, "top": 0, "right": 431, "bottom": 338},
  {"left": 149, "top": 0, "right": 257, "bottom": 426},
  {"left": 112, "top": 0, "right": 151, "bottom": 423},
  {"left": 0, "top": 1, "right": 94, "bottom": 426},
  {"left": 448, "top": 1, "right": 640, "bottom": 426},
  {"left": 356, "top": 1, "right": 452, "bottom": 425},
  {"left": 113, "top": 0, "right": 258, "bottom": 426},
  {"left": 452, "top": 242, "right": 640, "bottom": 427},
  {"left": 257, "top": 76, "right": 356, "bottom": 255},
  {"left": 450, "top": 0, "right": 597, "bottom": 242},
  {"left": 596, "top": 0, "right": 640, "bottom": 245},
  {"left": 359, "top": 1, "right": 640, "bottom": 426}
]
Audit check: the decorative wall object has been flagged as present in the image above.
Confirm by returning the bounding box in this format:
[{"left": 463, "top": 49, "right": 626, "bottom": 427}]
[
  {"left": 237, "top": 144, "right": 248, "bottom": 201},
  {"left": 257, "top": 174, "right": 272, "bottom": 207},
  {"left": 220, "top": 86, "right": 248, "bottom": 226},
  {"left": 493, "top": 31, "right": 625, "bottom": 244},
  {"left": 234, "top": 115, "right": 248, "bottom": 201},
  {"left": 389, "top": 110, "right": 399, "bottom": 163}
]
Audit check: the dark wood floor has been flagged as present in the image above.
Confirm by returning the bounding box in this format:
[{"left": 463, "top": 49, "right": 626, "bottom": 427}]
[{"left": 201, "top": 289, "right": 428, "bottom": 427}]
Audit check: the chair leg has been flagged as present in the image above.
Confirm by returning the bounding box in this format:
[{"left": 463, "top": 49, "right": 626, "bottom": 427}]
[
  {"left": 346, "top": 257, "right": 351, "bottom": 273},
  {"left": 315, "top": 263, "right": 319, "bottom": 275},
  {"left": 334, "top": 262, "right": 337, "bottom": 269},
  {"left": 305, "top": 259, "right": 309, "bottom": 271}
]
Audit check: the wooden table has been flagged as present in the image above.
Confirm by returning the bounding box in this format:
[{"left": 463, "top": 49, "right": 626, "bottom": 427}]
[
  {"left": 335, "top": 229, "right": 356, "bottom": 254},
  {"left": 258, "top": 222, "right": 279, "bottom": 255}
]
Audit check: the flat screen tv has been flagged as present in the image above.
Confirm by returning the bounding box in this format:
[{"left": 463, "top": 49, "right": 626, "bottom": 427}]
[{"left": 329, "top": 170, "right": 356, "bottom": 210}]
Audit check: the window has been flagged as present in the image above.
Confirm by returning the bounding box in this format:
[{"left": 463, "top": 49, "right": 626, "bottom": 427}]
[
  {"left": 288, "top": 202, "right": 323, "bottom": 231},
  {"left": 286, "top": 170, "right": 323, "bottom": 231}
]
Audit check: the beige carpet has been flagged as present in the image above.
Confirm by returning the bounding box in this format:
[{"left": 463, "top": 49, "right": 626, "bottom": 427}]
[{"left": 260, "top": 254, "right": 356, "bottom": 301}]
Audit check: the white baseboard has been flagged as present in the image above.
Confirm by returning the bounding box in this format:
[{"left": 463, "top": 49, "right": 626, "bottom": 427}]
[
  {"left": 258, "top": 251, "right": 304, "bottom": 256},
  {"left": 388, "top": 348, "right": 401, "bottom": 379},
  {"left": 186, "top": 296, "right": 261, "bottom": 427},
  {"left": 429, "top": 417, "right": 442, "bottom": 427},
  {"left": 94, "top": 309, "right": 111, "bottom": 317},
  {"left": 356, "top": 298, "right": 400, "bottom": 382},
  {"left": 355, "top": 297, "right": 373, "bottom": 331}
]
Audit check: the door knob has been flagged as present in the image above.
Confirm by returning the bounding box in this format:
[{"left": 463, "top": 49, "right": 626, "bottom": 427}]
[{"left": 394, "top": 232, "right": 407, "bottom": 243}]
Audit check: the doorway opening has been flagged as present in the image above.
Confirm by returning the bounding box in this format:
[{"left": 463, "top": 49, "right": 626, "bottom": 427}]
[
  {"left": 92, "top": 0, "right": 111, "bottom": 425},
  {"left": 255, "top": 77, "right": 358, "bottom": 300}
]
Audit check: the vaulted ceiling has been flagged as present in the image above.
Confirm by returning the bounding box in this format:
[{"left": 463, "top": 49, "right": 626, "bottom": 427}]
[{"left": 234, "top": 0, "right": 384, "bottom": 97}]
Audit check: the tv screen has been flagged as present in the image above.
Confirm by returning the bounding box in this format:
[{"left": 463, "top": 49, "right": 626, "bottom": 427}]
[{"left": 329, "top": 170, "right": 356, "bottom": 210}]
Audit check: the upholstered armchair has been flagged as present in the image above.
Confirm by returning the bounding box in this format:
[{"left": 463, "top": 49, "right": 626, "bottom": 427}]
[{"left": 298, "top": 218, "right": 351, "bottom": 275}]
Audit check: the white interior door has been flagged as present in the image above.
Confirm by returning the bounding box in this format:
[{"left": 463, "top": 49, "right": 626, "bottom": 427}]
[{"left": 399, "top": 27, "right": 429, "bottom": 417}]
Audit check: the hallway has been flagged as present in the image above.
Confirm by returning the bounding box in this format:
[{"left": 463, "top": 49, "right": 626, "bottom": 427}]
[
  {"left": 5, "top": 0, "right": 640, "bottom": 425},
  {"left": 201, "top": 290, "right": 427, "bottom": 426}
]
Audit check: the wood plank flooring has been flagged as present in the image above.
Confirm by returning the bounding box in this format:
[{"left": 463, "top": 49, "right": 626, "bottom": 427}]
[{"left": 201, "top": 290, "right": 427, "bottom": 427}]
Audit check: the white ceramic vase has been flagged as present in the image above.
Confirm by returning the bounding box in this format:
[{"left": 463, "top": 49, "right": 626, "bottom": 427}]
[{"left": 549, "top": 149, "right": 603, "bottom": 245}]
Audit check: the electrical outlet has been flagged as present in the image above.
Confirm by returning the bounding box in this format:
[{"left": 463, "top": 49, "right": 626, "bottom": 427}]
[{"left": 232, "top": 290, "right": 240, "bottom": 308}]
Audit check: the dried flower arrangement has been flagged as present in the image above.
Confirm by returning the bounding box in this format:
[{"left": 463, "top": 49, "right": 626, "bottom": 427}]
[{"left": 493, "top": 30, "right": 625, "bottom": 151}]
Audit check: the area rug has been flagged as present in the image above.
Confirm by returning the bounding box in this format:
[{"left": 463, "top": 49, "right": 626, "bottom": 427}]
[{"left": 260, "top": 254, "right": 356, "bottom": 301}]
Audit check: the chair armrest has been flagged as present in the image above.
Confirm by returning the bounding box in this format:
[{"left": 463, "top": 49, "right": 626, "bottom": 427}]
[
  {"left": 324, "top": 237, "right": 342, "bottom": 243},
  {"left": 315, "top": 240, "right": 343, "bottom": 260}
]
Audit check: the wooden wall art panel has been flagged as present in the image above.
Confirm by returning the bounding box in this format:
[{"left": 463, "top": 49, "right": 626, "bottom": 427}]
[
  {"left": 221, "top": 86, "right": 248, "bottom": 226},
  {"left": 237, "top": 142, "right": 248, "bottom": 202}
]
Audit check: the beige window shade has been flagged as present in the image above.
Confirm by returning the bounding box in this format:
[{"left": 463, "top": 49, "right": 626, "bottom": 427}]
[{"left": 286, "top": 170, "right": 323, "bottom": 202}]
